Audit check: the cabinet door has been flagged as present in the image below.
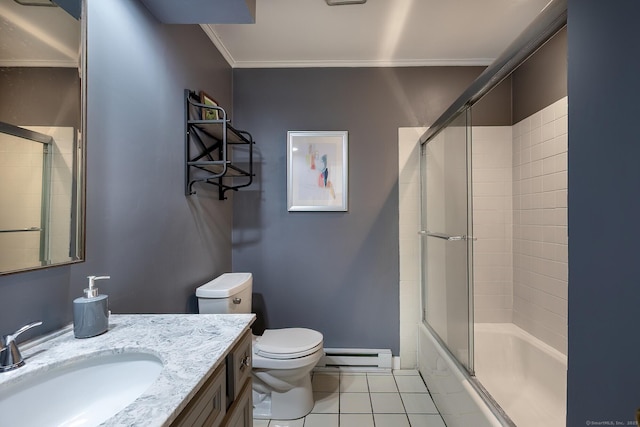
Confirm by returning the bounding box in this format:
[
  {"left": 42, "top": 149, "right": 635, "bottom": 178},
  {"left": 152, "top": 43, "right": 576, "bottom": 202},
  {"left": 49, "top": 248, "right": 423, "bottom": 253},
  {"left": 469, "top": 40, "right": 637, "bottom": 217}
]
[
  {"left": 170, "top": 364, "right": 226, "bottom": 427},
  {"left": 225, "top": 380, "right": 253, "bottom": 427},
  {"left": 228, "top": 331, "right": 252, "bottom": 402}
]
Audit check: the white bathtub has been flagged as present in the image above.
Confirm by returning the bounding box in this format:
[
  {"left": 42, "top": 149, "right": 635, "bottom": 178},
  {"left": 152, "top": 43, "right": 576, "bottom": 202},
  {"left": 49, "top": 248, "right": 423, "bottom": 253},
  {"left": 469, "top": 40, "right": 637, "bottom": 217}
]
[
  {"left": 419, "top": 323, "right": 503, "bottom": 427},
  {"left": 474, "top": 323, "right": 567, "bottom": 427},
  {"left": 418, "top": 322, "right": 567, "bottom": 427}
]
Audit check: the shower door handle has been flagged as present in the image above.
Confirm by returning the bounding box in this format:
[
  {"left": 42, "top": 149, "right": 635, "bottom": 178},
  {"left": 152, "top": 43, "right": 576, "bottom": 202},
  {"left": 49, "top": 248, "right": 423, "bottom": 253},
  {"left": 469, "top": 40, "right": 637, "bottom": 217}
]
[
  {"left": 0, "top": 227, "right": 41, "bottom": 233},
  {"left": 419, "top": 231, "right": 476, "bottom": 241}
]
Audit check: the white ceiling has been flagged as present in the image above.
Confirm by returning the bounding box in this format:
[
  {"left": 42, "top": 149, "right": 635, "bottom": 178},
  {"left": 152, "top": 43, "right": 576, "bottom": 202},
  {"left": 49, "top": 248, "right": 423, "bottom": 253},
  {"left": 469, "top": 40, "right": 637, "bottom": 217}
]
[
  {"left": 203, "top": 0, "right": 553, "bottom": 68},
  {"left": 0, "top": 0, "right": 80, "bottom": 67}
]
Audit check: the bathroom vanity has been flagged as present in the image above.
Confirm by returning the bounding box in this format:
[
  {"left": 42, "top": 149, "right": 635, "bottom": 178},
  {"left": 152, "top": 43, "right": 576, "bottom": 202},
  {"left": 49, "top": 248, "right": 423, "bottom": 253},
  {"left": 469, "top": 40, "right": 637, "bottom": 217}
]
[{"left": 0, "top": 314, "right": 255, "bottom": 427}]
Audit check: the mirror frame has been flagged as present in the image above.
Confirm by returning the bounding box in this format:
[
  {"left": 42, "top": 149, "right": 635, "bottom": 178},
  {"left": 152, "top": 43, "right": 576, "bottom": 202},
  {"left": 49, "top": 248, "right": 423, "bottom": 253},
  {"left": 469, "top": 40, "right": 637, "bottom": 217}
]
[{"left": 0, "top": 0, "right": 86, "bottom": 276}]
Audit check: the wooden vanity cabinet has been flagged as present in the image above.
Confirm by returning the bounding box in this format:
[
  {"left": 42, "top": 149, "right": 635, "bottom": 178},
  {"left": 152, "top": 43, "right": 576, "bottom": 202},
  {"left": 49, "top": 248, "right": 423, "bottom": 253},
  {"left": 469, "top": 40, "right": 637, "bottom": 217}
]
[
  {"left": 170, "top": 363, "right": 226, "bottom": 427},
  {"left": 224, "top": 380, "right": 253, "bottom": 427},
  {"left": 170, "top": 330, "right": 253, "bottom": 427},
  {"left": 226, "top": 331, "right": 252, "bottom": 406}
]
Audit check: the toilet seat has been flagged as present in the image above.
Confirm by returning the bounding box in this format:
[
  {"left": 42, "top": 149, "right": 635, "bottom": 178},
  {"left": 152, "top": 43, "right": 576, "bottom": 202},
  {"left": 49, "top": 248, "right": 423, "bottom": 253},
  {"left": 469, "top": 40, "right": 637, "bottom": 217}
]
[
  {"left": 254, "top": 328, "right": 323, "bottom": 359},
  {"left": 252, "top": 346, "right": 324, "bottom": 371}
]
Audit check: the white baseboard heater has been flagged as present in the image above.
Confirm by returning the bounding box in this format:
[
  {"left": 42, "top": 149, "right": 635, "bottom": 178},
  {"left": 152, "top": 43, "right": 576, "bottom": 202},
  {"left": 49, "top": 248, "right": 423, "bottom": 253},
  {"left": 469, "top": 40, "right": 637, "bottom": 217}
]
[{"left": 316, "top": 348, "right": 393, "bottom": 372}]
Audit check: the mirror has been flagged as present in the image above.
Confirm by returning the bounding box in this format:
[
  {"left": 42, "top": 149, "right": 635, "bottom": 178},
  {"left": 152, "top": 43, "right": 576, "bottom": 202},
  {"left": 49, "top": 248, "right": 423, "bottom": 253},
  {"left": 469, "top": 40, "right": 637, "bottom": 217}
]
[{"left": 0, "top": 0, "right": 84, "bottom": 274}]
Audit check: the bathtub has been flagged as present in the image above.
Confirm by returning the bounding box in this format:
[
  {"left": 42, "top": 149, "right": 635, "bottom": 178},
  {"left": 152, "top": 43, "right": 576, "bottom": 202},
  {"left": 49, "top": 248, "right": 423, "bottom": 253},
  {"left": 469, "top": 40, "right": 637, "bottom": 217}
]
[
  {"left": 418, "top": 322, "right": 567, "bottom": 427},
  {"left": 474, "top": 323, "right": 567, "bottom": 427}
]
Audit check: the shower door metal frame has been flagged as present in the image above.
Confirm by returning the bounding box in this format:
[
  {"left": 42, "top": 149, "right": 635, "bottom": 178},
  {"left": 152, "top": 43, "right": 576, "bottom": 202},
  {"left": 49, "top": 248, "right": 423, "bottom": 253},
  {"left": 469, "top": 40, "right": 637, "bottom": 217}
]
[
  {"left": 39, "top": 142, "right": 52, "bottom": 265},
  {"left": 0, "top": 121, "right": 53, "bottom": 266},
  {"left": 466, "top": 119, "right": 475, "bottom": 375},
  {"left": 419, "top": 108, "right": 475, "bottom": 374}
]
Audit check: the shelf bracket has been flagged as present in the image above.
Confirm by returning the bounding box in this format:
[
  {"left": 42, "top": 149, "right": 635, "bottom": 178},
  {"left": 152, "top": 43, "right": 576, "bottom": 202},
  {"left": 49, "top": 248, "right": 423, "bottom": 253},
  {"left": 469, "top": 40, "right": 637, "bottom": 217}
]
[{"left": 184, "top": 89, "right": 255, "bottom": 199}]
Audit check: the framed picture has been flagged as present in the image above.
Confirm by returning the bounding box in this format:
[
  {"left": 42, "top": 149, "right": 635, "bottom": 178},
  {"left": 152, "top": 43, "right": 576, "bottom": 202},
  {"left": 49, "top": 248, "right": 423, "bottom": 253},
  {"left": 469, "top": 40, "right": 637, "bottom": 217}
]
[
  {"left": 287, "top": 131, "right": 348, "bottom": 212},
  {"left": 199, "top": 91, "right": 219, "bottom": 121}
]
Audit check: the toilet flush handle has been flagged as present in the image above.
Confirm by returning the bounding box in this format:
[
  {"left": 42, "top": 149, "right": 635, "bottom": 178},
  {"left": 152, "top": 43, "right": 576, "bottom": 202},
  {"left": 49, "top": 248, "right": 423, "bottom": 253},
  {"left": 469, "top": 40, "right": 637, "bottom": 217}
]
[{"left": 233, "top": 298, "right": 242, "bottom": 304}]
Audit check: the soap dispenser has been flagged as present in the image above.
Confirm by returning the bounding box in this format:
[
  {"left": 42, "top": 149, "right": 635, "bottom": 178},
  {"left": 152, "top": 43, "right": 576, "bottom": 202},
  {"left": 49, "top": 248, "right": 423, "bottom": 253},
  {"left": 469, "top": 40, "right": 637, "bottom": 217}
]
[{"left": 73, "top": 275, "right": 110, "bottom": 338}]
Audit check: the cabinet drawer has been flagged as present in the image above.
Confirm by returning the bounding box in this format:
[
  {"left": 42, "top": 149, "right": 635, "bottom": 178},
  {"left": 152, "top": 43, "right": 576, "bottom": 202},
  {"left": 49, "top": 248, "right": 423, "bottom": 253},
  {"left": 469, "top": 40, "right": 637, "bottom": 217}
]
[
  {"left": 228, "top": 331, "right": 252, "bottom": 402},
  {"left": 171, "top": 364, "right": 226, "bottom": 427}
]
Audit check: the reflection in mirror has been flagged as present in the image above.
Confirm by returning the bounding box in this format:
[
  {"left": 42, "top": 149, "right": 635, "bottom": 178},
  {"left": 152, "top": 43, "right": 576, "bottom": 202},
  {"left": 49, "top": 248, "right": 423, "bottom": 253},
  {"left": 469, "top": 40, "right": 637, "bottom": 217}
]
[{"left": 0, "top": 0, "right": 84, "bottom": 274}]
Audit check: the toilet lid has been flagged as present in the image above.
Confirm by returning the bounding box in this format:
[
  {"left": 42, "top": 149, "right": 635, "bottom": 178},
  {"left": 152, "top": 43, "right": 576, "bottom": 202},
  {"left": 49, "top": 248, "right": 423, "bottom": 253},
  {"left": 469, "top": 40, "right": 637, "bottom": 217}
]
[
  {"left": 254, "top": 328, "right": 323, "bottom": 359},
  {"left": 195, "top": 273, "right": 252, "bottom": 298}
]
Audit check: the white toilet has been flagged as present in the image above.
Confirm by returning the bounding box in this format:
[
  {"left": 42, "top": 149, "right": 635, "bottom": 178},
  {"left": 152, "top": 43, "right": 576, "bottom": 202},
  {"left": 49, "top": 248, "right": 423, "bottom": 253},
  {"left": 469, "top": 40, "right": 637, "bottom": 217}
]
[{"left": 196, "top": 272, "right": 324, "bottom": 420}]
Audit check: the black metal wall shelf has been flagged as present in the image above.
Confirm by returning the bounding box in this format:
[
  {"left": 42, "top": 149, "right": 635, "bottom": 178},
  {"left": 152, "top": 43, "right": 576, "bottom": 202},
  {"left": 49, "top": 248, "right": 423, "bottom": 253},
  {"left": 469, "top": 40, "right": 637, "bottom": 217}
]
[{"left": 185, "top": 89, "right": 254, "bottom": 199}]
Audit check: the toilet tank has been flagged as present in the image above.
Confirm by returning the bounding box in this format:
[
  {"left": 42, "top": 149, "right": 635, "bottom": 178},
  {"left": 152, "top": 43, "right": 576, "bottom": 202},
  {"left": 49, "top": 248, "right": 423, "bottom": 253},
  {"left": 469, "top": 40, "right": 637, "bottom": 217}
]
[{"left": 196, "top": 272, "right": 252, "bottom": 314}]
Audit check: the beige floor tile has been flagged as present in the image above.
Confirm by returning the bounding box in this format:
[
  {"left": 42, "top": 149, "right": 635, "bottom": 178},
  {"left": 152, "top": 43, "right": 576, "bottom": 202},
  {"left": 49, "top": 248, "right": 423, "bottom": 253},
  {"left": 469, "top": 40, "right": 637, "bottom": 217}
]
[
  {"left": 395, "top": 375, "right": 429, "bottom": 393},
  {"left": 310, "top": 392, "right": 339, "bottom": 413},
  {"left": 370, "top": 392, "right": 405, "bottom": 414},
  {"left": 374, "top": 413, "right": 411, "bottom": 427},
  {"left": 340, "top": 374, "right": 369, "bottom": 392},
  {"left": 339, "top": 413, "right": 375, "bottom": 427},
  {"left": 367, "top": 374, "right": 398, "bottom": 392},
  {"left": 257, "top": 370, "right": 446, "bottom": 427},
  {"left": 340, "top": 392, "right": 372, "bottom": 413},
  {"left": 366, "top": 371, "right": 393, "bottom": 376},
  {"left": 267, "top": 418, "right": 304, "bottom": 427},
  {"left": 311, "top": 372, "right": 339, "bottom": 393},
  {"left": 302, "top": 413, "right": 338, "bottom": 427},
  {"left": 392, "top": 369, "right": 420, "bottom": 376},
  {"left": 407, "top": 413, "right": 447, "bottom": 426},
  {"left": 401, "top": 393, "right": 439, "bottom": 414}
]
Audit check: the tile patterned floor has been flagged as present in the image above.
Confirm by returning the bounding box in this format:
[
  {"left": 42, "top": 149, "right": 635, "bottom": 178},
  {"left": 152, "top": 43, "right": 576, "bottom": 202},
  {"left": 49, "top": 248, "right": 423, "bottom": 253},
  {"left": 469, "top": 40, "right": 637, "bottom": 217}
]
[{"left": 253, "top": 369, "right": 446, "bottom": 427}]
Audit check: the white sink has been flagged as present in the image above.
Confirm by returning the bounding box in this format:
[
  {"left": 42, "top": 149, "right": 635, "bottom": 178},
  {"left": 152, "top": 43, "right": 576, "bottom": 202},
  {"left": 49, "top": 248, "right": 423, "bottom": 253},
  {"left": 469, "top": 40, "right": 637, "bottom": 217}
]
[{"left": 0, "top": 352, "right": 163, "bottom": 427}]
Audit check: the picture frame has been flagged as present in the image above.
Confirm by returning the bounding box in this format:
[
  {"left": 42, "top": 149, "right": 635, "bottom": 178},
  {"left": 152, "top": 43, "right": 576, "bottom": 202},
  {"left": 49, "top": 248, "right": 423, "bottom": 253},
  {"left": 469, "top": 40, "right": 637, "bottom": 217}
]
[
  {"left": 199, "top": 91, "right": 219, "bottom": 121},
  {"left": 287, "top": 131, "right": 348, "bottom": 212}
]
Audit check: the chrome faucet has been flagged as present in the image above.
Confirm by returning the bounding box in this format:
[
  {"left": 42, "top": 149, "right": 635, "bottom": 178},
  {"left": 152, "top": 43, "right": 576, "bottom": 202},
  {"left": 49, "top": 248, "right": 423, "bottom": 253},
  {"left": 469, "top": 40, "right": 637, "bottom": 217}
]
[{"left": 0, "top": 321, "right": 42, "bottom": 373}]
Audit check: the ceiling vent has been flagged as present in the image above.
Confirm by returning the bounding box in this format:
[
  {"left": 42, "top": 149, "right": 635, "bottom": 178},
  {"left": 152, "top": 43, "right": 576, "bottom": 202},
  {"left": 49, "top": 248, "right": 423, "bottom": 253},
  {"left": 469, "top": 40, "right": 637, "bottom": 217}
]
[
  {"left": 325, "top": 0, "right": 367, "bottom": 5},
  {"left": 13, "top": 0, "right": 55, "bottom": 6}
]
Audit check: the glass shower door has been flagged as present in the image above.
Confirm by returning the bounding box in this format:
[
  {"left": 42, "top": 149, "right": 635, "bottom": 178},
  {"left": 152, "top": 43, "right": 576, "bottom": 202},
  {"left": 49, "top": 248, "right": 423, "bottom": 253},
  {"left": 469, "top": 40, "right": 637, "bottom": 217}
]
[{"left": 420, "top": 110, "right": 474, "bottom": 372}]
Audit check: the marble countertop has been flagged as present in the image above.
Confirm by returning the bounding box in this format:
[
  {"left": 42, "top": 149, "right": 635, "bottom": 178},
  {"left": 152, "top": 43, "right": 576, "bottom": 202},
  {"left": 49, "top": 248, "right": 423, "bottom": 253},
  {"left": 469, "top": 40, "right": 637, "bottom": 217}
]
[{"left": 0, "top": 314, "right": 255, "bottom": 426}]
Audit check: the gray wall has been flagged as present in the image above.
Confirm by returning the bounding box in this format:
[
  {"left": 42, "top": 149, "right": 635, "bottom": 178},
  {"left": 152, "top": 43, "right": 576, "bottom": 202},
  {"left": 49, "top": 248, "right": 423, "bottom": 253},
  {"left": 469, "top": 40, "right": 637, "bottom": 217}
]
[
  {"left": 512, "top": 26, "right": 567, "bottom": 123},
  {"left": 471, "top": 77, "right": 512, "bottom": 127},
  {"left": 567, "top": 0, "right": 640, "bottom": 424},
  {"left": 471, "top": 26, "right": 567, "bottom": 127},
  {"left": 0, "top": 0, "right": 233, "bottom": 339},
  {"left": 0, "top": 67, "right": 80, "bottom": 128},
  {"left": 232, "top": 67, "right": 485, "bottom": 353}
]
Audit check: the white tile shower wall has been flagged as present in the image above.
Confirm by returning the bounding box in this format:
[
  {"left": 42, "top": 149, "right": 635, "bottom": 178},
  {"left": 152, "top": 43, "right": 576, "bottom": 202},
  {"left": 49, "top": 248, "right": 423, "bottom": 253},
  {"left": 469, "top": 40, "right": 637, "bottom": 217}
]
[
  {"left": 472, "top": 126, "right": 513, "bottom": 323},
  {"left": 512, "top": 97, "right": 568, "bottom": 354},
  {"left": 0, "top": 132, "right": 44, "bottom": 270},
  {"left": 398, "top": 127, "right": 427, "bottom": 369},
  {"left": 0, "top": 127, "right": 75, "bottom": 271}
]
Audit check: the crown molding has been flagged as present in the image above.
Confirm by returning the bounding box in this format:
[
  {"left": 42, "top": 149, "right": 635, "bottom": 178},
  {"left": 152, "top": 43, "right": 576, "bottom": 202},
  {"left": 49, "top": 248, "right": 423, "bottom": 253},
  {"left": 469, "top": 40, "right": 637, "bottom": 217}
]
[
  {"left": 229, "top": 58, "right": 494, "bottom": 69},
  {"left": 200, "top": 24, "right": 236, "bottom": 68},
  {"left": 0, "top": 59, "right": 78, "bottom": 68},
  {"left": 201, "top": 25, "right": 494, "bottom": 69}
]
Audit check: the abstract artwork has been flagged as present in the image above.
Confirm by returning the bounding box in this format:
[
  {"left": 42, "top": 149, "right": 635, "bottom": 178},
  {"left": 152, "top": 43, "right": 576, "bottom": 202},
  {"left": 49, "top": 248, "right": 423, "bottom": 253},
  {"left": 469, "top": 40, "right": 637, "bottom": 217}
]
[{"left": 287, "top": 131, "right": 348, "bottom": 211}]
